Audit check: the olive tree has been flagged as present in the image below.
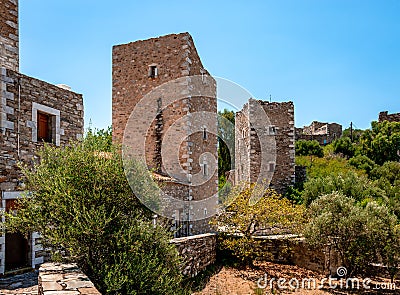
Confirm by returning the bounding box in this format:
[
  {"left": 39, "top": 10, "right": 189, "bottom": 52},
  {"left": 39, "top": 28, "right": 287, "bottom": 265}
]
[
  {"left": 5, "top": 130, "right": 187, "bottom": 294},
  {"left": 212, "top": 183, "right": 305, "bottom": 266}
]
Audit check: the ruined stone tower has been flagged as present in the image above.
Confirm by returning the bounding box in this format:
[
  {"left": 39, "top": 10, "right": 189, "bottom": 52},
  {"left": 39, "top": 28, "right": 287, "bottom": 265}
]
[
  {"left": 235, "top": 99, "right": 295, "bottom": 194},
  {"left": 112, "top": 33, "right": 218, "bottom": 235}
]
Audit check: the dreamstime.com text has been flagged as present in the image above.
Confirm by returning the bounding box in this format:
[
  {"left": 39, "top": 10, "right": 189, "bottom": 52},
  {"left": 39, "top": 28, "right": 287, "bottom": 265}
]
[{"left": 257, "top": 267, "right": 396, "bottom": 292}]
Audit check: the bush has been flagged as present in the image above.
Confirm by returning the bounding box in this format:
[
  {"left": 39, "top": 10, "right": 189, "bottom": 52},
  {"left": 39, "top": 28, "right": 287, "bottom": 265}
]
[
  {"left": 295, "top": 140, "right": 324, "bottom": 157},
  {"left": 348, "top": 155, "right": 376, "bottom": 175},
  {"left": 295, "top": 155, "right": 363, "bottom": 179},
  {"left": 360, "top": 121, "right": 400, "bottom": 165},
  {"left": 304, "top": 193, "right": 400, "bottom": 278},
  {"left": 5, "top": 131, "right": 187, "bottom": 294},
  {"left": 332, "top": 137, "right": 355, "bottom": 158},
  {"left": 302, "top": 171, "right": 385, "bottom": 206},
  {"left": 211, "top": 183, "right": 305, "bottom": 265}
]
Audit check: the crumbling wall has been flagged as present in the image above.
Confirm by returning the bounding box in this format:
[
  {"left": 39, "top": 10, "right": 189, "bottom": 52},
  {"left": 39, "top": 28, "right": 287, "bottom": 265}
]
[
  {"left": 0, "top": 0, "right": 19, "bottom": 71},
  {"left": 379, "top": 111, "right": 400, "bottom": 123},
  {"left": 297, "top": 121, "right": 342, "bottom": 145}
]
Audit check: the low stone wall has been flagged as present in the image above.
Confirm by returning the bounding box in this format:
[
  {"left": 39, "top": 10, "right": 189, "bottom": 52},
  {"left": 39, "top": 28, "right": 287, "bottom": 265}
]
[
  {"left": 171, "top": 233, "right": 217, "bottom": 277},
  {"left": 253, "top": 236, "right": 341, "bottom": 276},
  {"left": 38, "top": 263, "right": 101, "bottom": 295}
]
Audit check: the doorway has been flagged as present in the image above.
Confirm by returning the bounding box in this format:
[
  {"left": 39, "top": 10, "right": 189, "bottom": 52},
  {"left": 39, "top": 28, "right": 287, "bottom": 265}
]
[{"left": 4, "top": 199, "right": 30, "bottom": 272}]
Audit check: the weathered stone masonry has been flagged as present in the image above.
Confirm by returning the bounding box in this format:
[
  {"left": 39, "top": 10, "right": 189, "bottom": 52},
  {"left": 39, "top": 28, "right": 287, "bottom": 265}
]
[
  {"left": 235, "top": 99, "right": 295, "bottom": 194},
  {"left": 0, "top": 69, "right": 84, "bottom": 274},
  {"left": 379, "top": 111, "right": 400, "bottom": 123},
  {"left": 0, "top": 0, "right": 19, "bottom": 72},
  {"left": 112, "top": 33, "right": 218, "bottom": 235},
  {"left": 0, "top": 0, "right": 84, "bottom": 275},
  {"left": 296, "top": 121, "right": 342, "bottom": 145}
]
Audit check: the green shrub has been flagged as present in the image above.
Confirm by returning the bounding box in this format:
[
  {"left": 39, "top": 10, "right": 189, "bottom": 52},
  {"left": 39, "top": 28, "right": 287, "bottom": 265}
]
[
  {"left": 211, "top": 184, "right": 305, "bottom": 266},
  {"left": 302, "top": 171, "right": 385, "bottom": 206},
  {"left": 5, "top": 131, "right": 187, "bottom": 294},
  {"left": 348, "top": 155, "right": 376, "bottom": 175},
  {"left": 305, "top": 193, "right": 400, "bottom": 278},
  {"left": 295, "top": 140, "right": 324, "bottom": 157},
  {"left": 332, "top": 137, "right": 356, "bottom": 158}
]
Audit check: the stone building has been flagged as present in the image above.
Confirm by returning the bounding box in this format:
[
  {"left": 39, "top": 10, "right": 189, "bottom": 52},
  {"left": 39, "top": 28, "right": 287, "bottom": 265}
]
[
  {"left": 112, "top": 33, "right": 218, "bottom": 236},
  {"left": 0, "top": 0, "right": 84, "bottom": 274},
  {"left": 296, "top": 121, "right": 342, "bottom": 145},
  {"left": 235, "top": 99, "right": 295, "bottom": 194},
  {"left": 379, "top": 111, "right": 400, "bottom": 123}
]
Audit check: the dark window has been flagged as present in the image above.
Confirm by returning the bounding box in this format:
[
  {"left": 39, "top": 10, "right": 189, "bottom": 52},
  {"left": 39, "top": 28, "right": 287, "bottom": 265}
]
[
  {"left": 203, "top": 163, "right": 208, "bottom": 176},
  {"left": 149, "top": 65, "right": 158, "bottom": 78},
  {"left": 203, "top": 128, "right": 207, "bottom": 140},
  {"left": 269, "top": 162, "right": 275, "bottom": 172},
  {"left": 37, "top": 112, "right": 52, "bottom": 143}
]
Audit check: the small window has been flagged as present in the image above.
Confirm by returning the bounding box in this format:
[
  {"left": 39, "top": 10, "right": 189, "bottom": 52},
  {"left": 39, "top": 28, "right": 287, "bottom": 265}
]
[
  {"left": 37, "top": 112, "right": 53, "bottom": 143},
  {"left": 203, "top": 163, "right": 208, "bottom": 176},
  {"left": 269, "top": 126, "right": 276, "bottom": 135},
  {"left": 269, "top": 162, "right": 275, "bottom": 172},
  {"left": 203, "top": 128, "right": 207, "bottom": 140},
  {"left": 149, "top": 65, "right": 158, "bottom": 78}
]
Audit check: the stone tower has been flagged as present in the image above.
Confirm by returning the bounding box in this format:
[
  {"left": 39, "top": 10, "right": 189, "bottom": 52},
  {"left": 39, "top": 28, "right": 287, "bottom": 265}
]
[
  {"left": 235, "top": 99, "right": 295, "bottom": 194},
  {"left": 0, "top": 0, "right": 19, "bottom": 71},
  {"left": 112, "top": 33, "right": 218, "bottom": 235}
]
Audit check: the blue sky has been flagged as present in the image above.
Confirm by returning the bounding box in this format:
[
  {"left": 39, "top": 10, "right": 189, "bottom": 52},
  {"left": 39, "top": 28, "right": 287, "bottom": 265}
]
[{"left": 19, "top": 0, "right": 399, "bottom": 130}]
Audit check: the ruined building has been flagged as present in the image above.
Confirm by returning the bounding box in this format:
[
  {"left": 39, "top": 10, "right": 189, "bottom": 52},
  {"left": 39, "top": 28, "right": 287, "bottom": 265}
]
[
  {"left": 0, "top": 0, "right": 84, "bottom": 274},
  {"left": 379, "top": 111, "right": 400, "bottom": 123},
  {"left": 296, "top": 121, "right": 342, "bottom": 145},
  {"left": 235, "top": 99, "right": 295, "bottom": 194},
  {"left": 112, "top": 33, "right": 218, "bottom": 236}
]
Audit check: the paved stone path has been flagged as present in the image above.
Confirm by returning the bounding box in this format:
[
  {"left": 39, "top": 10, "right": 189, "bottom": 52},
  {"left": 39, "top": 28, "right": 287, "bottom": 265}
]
[{"left": 0, "top": 271, "right": 38, "bottom": 295}]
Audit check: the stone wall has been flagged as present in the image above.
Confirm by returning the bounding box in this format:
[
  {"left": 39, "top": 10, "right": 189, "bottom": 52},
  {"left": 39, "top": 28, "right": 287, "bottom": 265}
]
[
  {"left": 0, "top": 68, "right": 84, "bottom": 192},
  {"left": 379, "top": 111, "right": 400, "bottom": 123},
  {"left": 0, "top": 0, "right": 19, "bottom": 72},
  {"left": 0, "top": 67, "right": 84, "bottom": 274},
  {"left": 235, "top": 99, "right": 295, "bottom": 194},
  {"left": 38, "top": 263, "right": 101, "bottom": 295},
  {"left": 171, "top": 233, "right": 217, "bottom": 277},
  {"left": 297, "top": 121, "right": 342, "bottom": 145},
  {"left": 113, "top": 33, "right": 218, "bottom": 235},
  {"left": 252, "top": 236, "right": 340, "bottom": 276},
  {"left": 295, "top": 165, "right": 307, "bottom": 184}
]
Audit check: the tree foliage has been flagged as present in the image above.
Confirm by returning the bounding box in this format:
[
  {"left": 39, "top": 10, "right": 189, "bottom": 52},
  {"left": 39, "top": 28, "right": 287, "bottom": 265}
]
[
  {"left": 212, "top": 183, "right": 305, "bottom": 265},
  {"left": 295, "top": 155, "right": 362, "bottom": 179},
  {"left": 5, "top": 130, "right": 186, "bottom": 295},
  {"left": 218, "top": 109, "right": 235, "bottom": 182},
  {"left": 304, "top": 193, "right": 400, "bottom": 279},
  {"left": 332, "top": 137, "right": 356, "bottom": 158},
  {"left": 295, "top": 140, "right": 324, "bottom": 157},
  {"left": 348, "top": 155, "right": 376, "bottom": 175},
  {"left": 360, "top": 121, "right": 400, "bottom": 165},
  {"left": 302, "top": 171, "right": 385, "bottom": 206}
]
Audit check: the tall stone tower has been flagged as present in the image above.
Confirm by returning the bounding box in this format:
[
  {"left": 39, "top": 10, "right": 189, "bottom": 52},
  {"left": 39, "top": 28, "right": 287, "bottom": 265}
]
[
  {"left": 112, "top": 33, "right": 218, "bottom": 235},
  {"left": 0, "top": 0, "right": 19, "bottom": 71},
  {"left": 235, "top": 99, "right": 295, "bottom": 194}
]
